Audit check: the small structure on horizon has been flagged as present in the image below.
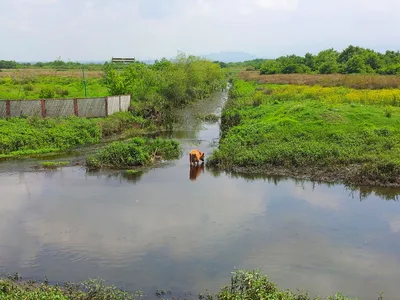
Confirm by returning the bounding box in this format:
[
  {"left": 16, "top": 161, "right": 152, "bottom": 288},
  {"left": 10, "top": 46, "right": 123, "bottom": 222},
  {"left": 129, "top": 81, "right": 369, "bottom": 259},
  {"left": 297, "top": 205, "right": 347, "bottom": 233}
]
[{"left": 111, "top": 57, "right": 136, "bottom": 64}]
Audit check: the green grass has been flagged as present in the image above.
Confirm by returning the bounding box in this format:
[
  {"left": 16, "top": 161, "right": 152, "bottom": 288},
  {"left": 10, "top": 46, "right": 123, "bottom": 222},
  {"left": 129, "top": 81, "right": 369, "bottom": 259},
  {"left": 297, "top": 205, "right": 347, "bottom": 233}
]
[
  {"left": 0, "top": 75, "right": 107, "bottom": 100},
  {"left": 0, "top": 269, "right": 370, "bottom": 299},
  {"left": 207, "top": 79, "right": 400, "bottom": 186},
  {"left": 86, "top": 137, "right": 181, "bottom": 170},
  {"left": 40, "top": 161, "right": 69, "bottom": 169},
  {"left": 0, "top": 277, "right": 143, "bottom": 300},
  {"left": 0, "top": 113, "right": 147, "bottom": 159}
]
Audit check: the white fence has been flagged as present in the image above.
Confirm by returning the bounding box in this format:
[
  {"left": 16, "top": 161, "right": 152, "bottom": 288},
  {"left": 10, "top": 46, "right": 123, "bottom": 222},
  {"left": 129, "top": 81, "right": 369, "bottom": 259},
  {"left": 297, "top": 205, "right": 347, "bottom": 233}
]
[{"left": 0, "top": 95, "right": 131, "bottom": 118}]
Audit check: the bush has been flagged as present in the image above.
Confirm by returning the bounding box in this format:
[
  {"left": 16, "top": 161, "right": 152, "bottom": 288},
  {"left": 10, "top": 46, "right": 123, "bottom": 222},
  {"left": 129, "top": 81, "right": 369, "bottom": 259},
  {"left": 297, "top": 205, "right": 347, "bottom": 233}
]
[
  {"left": 319, "top": 61, "right": 339, "bottom": 74},
  {"left": 39, "top": 87, "right": 55, "bottom": 99},
  {"left": 103, "top": 54, "right": 225, "bottom": 127},
  {"left": 99, "top": 112, "right": 145, "bottom": 137},
  {"left": 55, "top": 88, "right": 69, "bottom": 97},
  {"left": 216, "top": 269, "right": 357, "bottom": 300},
  {"left": 86, "top": 137, "right": 180, "bottom": 170},
  {"left": 23, "top": 84, "right": 34, "bottom": 92}
]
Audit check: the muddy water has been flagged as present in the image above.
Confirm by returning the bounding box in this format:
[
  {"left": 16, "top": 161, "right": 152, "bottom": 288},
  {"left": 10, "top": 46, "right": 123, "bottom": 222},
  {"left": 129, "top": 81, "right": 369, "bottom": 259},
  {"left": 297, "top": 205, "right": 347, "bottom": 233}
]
[{"left": 1, "top": 89, "right": 400, "bottom": 299}]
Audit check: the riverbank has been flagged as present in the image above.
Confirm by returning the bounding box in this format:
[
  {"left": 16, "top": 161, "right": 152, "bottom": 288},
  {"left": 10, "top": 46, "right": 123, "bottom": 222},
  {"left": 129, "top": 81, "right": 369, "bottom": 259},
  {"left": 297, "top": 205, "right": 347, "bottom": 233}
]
[
  {"left": 207, "top": 78, "right": 400, "bottom": 187},
  {"left": 0, "top": 112, "right": 152, "bottom": 160},
  {"left": 0, "top": 269, "right": 363, "bottom": 299},
  {"left": 0, "top": 55, "right": 226, "bottom": 161}
]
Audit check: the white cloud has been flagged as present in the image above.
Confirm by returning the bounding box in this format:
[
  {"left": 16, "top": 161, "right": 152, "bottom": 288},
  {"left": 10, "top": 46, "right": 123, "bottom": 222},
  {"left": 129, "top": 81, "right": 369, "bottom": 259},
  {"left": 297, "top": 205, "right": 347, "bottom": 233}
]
[
  {"left": 0, "top": 0, "right": 399, "bottom": 61},
  {"left": 255, "top": 0, "right": 298, "bottom": 10},
  {"left": 291, "top": 184, "right": 342, "bottom": 211},
  {"left": 389, "top": 216, "right": 400, "bottom": 233}
]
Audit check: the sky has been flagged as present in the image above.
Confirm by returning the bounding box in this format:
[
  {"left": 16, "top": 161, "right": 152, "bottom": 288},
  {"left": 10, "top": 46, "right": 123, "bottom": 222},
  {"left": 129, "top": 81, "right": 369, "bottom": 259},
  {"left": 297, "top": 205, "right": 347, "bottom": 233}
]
[{"left": 0, "top": 0, "right": 400, "bottom": 62}]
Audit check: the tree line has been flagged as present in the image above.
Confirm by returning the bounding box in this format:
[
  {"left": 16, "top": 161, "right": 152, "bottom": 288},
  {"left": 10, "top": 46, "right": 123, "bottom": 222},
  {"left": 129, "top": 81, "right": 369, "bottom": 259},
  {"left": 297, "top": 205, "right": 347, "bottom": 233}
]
[
  {"left": 0, "top": 59, "right": 102, "bottom": 70},
  {"left": 213, "top": 45, "right": 400, "bottom": 75}
]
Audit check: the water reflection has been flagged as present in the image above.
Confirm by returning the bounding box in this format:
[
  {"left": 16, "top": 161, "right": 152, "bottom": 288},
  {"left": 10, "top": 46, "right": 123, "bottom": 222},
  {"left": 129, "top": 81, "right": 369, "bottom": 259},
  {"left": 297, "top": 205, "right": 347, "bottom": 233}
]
[
  {"left": 121, "top": 170, "right": 147, "bottom": 184},
  {"left": 189, "top": 163, "right": 204, "bottom": 182},
  {"left": 1, "top": 167, "right": 400, "bottom": 299},
  {"left": 208, "top": 167, "right": 400, "bottom": 202}
]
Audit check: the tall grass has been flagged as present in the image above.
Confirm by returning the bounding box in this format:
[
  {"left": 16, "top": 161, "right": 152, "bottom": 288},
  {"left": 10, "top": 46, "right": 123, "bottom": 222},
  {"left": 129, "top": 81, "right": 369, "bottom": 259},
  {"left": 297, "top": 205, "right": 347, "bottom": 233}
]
[
  {"left": 240, "top": 71, "right": 400, "bottom": 90},
  {"left": 0, "top": 69, "right": 104, "bottom": 79}
]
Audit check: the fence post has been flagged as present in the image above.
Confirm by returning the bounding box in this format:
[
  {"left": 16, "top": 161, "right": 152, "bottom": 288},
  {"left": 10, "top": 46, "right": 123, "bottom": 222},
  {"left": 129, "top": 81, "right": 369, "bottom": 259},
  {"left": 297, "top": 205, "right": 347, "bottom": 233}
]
[
  {"left": 105, "top": 97, "right": 109, "bottom": 117},
  {"left": 119, "top": 95, "right": 122, "bottom": 112},
  {"left": 6, "top": 100, "right": 11, "bottom": 117},
  {"left": 41, "top": 99, "right": 46, "bottom": 118},
  {"left": 74, "top": 98, "right": 78, "bottom": 116}
]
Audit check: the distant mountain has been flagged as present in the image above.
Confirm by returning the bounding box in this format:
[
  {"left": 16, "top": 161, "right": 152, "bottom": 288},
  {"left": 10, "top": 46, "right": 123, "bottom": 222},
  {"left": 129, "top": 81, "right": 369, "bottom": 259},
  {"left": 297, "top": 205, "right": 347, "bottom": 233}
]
[
  {"left": 202, "top": 52, "right": 258, "bottom": 63},
  {"left": 139, "top": 59, "right": 156, "bottom": 65}
]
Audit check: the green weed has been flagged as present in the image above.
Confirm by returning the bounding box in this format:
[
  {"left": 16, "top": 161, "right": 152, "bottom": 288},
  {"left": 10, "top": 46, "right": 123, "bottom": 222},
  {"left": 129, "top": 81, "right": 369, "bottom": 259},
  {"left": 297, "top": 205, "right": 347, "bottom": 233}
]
[
  {"left": 40, "top": 161, "right": 69, "bottom": 169},
  {"left": 86, "top": 137, "right": 181, "bottom": 170}
]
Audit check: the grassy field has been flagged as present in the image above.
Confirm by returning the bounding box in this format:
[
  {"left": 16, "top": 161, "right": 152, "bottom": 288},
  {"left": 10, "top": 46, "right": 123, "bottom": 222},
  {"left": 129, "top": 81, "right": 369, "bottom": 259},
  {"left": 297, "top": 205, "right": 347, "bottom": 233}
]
[
  {"left": 0, "top": 68, "right": 104, "bottom": 79},
  {"left": 0, "top": 269, "right": 364, "bottom": 300},
  {"left": 0, "top": 69, "right": 106, "bottom": 100},
  {"left": 239, "top": 71, "right": 400, "bottom": 89},
  {"left": 207, "top": 78, "right": 400, "bottom": 187}
]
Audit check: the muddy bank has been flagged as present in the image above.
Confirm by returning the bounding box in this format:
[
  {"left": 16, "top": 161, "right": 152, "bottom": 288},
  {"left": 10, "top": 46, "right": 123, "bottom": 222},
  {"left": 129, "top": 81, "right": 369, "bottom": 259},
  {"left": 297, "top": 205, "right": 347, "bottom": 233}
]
[{"left": 207, "top": 163, "right": 400, "bottom": 190}]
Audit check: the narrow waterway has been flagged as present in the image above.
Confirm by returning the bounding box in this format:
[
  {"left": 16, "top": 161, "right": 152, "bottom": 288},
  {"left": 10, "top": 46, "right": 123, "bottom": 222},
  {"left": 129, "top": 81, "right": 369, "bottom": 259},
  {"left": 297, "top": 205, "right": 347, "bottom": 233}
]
[{"left": 1, "top": 88, "right": 400, "bottom": 299}]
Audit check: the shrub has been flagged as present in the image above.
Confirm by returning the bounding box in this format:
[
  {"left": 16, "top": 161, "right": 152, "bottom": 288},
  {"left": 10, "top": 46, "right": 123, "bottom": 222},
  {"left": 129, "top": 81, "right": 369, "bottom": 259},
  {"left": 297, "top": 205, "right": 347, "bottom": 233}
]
[
  {"left": 86, "top": 137, "right": 180, "bottom": 170},
  {"left": 39, "top": 87, "right": 55, "bottom": 99},
  {"left": 23, "top": 84, "right": 34, "bottom": 92},
  {"left": 216, "top": 269, "right": 357, "bottom": 300},
  {"left": 55, "top": 88, "right": 69, "bottom": 97}
]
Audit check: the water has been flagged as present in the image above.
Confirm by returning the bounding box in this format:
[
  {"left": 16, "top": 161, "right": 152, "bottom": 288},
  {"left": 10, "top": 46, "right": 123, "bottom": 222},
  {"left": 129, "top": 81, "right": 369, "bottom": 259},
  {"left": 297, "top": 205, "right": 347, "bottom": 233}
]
[{"left": 1, "top": 89, "right": 400, "bottom": 299}]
